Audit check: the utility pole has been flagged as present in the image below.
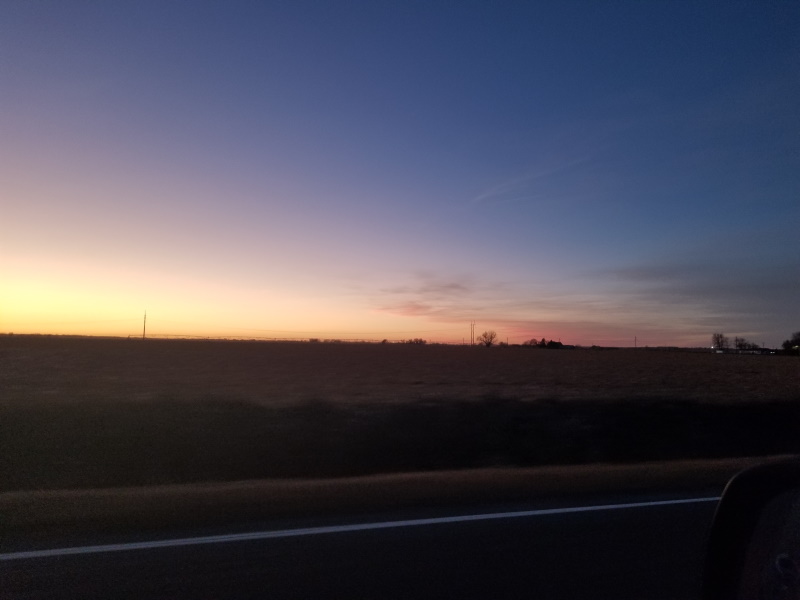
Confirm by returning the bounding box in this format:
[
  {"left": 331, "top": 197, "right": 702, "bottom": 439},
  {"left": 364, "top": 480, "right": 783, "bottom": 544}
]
[
  {"left": 470, "top": 321, "right": 475, "bottom": 346},
  {"left": 143, "top": 311, "right": 147, "bottom": 340}
]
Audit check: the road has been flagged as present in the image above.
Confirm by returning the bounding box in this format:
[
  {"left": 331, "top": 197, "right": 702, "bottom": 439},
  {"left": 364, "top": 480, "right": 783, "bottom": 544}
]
[{"left": 1, "top": 493, "right": 718, "bottom": 599}]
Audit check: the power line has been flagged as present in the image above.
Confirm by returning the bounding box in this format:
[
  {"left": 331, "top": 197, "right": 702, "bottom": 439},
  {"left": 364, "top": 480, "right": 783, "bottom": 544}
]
[
  {"left": 161, "top": 325, "right": 465, "bottom": 335},
  {"left": 25, "top": 315, "right": 466, "bottom": 338}
]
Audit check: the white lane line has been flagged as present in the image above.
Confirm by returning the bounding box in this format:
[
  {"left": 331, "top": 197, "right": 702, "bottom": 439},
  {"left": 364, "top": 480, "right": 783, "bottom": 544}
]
[{"left": 0, "top": 496, "right": 719, "bottom": 561}]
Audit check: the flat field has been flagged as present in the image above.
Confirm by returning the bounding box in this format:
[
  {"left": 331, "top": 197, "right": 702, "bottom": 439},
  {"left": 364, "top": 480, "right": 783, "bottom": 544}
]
[{"left": 1, "top": 335, "right": 799, "bottom": 492}]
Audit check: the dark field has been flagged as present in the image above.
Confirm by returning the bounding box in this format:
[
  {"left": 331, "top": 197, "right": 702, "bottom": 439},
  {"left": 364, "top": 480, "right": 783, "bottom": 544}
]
[{"left": 1, "top": 335, "right": 799, "bottom": 492}]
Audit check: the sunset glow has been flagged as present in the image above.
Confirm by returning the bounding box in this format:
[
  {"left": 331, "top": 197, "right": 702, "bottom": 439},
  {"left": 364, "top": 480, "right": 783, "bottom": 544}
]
[{"left": 2, "top": 2, "right": 797, "bottom": 346}]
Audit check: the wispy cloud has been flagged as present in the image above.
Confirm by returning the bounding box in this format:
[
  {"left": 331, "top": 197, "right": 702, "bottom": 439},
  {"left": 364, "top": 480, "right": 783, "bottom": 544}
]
[
  {"left": 592, "top": 252, "right": 800, "bottom": 345},
  {"left": 370, "top": 269, "right": 676, "bottom": 345},
  {"left": 468, "top": 112, "right": 656, "bottom": 209},
  {"left": 471, "top": 155, "right": 592, "bottom": 206},
  {"left": 368, "top": 244, "right": 799, "bottom": 347},
  {"left": 381, "top": 275, "right": 472, "bottom": 299},
  {"left": 375, "top": 272, "right": 494, "bottom": 321}
]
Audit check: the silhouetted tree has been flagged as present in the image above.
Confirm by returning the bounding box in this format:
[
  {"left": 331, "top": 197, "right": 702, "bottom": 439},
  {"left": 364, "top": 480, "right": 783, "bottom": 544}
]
[
  {"left": 734, "top": 337, "right": 760, "bottom": 350},
  {"left": 711, "top": 333, "right": 729, "bottom": 349},
  {"left": 782, "top": 331, "right": 800, "bottom": 355},
  {"left": 477, "top": 330, "right": 497, "bottom": 347}
]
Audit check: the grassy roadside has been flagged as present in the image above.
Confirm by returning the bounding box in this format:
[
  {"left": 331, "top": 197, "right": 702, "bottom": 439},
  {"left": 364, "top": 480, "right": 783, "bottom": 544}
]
[
  {"left": 4, "top": 396, "right": 800, "bottom": 492},
  {"left": 1, "top": 456, "right": 785, "bottom": 539},
  {"left": 2, "top": 336, "right": 798, "bottom": 539}
]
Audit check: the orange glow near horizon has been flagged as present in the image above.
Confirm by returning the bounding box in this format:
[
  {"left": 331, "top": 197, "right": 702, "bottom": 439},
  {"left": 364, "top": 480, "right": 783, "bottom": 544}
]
[
  {"left": 0, "top": 257, "right": 743, "bottom": 348},
  {"left": 1, "top": 257, "right": 465, "bottom": 342}
]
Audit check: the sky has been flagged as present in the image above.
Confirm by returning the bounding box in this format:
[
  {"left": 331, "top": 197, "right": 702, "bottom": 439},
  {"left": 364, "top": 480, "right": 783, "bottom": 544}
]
[{"left": 2, "top": 1, "right": 798, "bottom": 347}]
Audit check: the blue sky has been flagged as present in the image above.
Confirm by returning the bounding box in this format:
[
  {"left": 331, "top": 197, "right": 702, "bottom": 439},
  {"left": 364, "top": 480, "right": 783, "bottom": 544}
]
[{"left": 2, "top": 1, "right": 798, "bottom": 346}]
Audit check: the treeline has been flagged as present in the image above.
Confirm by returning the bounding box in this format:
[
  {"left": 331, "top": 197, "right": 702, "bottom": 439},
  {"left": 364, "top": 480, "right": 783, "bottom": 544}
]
[
  {"left": 712, "top": 330, "right": 800, "bottom": 354},
  {"left": 711, "top": 333, "right": 762, "bottom": 351},
  {"left": 521, "top": 338, "right": 568, "bottom": 349}
]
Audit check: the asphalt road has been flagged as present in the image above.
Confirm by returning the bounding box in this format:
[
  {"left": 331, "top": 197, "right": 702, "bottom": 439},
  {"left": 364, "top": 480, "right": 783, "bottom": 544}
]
[{"left": 1, "top": 493, "right": 718, "bottom": 600}]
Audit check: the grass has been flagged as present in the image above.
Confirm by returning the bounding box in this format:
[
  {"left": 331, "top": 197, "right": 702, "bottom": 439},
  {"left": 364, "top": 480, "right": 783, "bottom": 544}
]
[
  {"left": 1, "top": 335, "right": 799, "bottom": 492},
  {"left": 1, "top": 457, "right": 777, "bottom": 538}
]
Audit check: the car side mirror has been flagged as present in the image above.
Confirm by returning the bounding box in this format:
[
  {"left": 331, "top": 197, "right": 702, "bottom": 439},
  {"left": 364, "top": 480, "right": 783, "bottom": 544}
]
[{"left": 703, "top": 459, "right": 800, "bottom": 600}]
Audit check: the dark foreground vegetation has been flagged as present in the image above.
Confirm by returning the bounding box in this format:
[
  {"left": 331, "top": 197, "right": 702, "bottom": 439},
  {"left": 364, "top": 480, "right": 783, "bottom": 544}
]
[
  {"left": 3, "top": 395, "right": 800, "bottom": 492},
  {"left": 1, "top": 335, "right": 798, "bottom": 492}
]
